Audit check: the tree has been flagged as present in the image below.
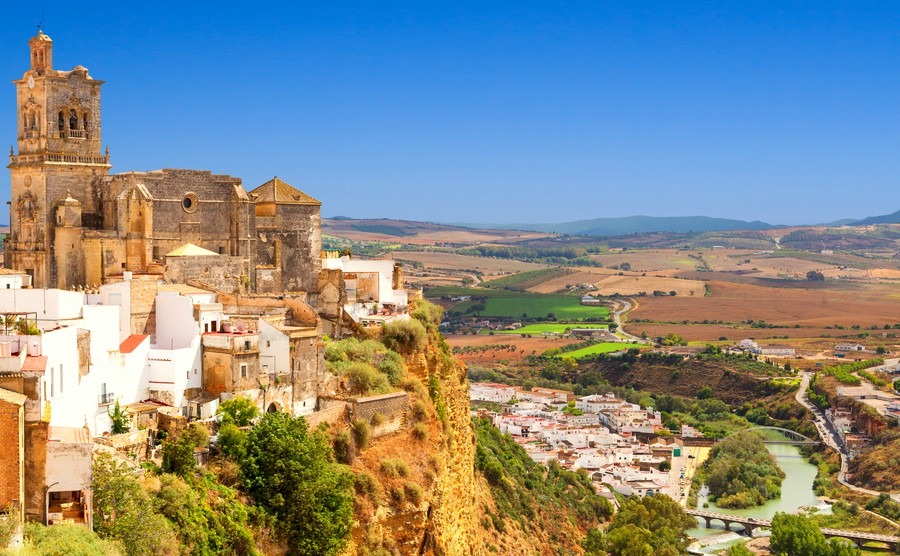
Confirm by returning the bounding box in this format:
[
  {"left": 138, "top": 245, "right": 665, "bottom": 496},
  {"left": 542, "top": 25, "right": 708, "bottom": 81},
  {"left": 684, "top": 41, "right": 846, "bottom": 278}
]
[
  {"left": 770, "top": 513, "right": 834, "bottom": 556},
  {"left": 242, "top": 412, "right": 354, "bottom": 556},
  {"left": 217, "top": 395, "right": 258, "bottom": 426},
  {"left": 876, "top": 346, "right": 886, "bottom": 355},
  {"left": 594, "top": 495, "right": 694, "bottom": 555},
  {"left": 161, "top": 424, "right": 209, "bottom": 478},
  {"left": 697, "top": 386, "right": 713, "bottom": 400},
  {"left": 725, "top": 544, "right": 754, "bottom": 556},
  {"left": 806, "top": 270, "right": 825, "bottom": 282},
  {"left": 107, "top": 401, "right": 131, "bottom": 434},
  {"left": 92, "top": 453, "right": 178, "bottom": 555},
  {"left": 216, "top": 422, "right": 247, "bottom": 460}
]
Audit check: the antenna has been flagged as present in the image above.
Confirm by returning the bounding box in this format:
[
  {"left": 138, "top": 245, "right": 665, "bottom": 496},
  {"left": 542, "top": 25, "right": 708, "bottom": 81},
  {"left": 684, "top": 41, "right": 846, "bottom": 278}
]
[{"left": 37, "top": 9, "right": 45, "bottom": 32}]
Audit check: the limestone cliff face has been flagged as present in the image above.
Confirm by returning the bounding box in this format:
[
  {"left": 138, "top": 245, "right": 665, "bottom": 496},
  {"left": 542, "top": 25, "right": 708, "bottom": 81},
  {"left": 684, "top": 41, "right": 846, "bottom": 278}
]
[
  {"left": 344, "top": 339, "right": 485, "bottom": 556},
  {"left": 410, "top": 349, "right": 482, "bottom": 555}
]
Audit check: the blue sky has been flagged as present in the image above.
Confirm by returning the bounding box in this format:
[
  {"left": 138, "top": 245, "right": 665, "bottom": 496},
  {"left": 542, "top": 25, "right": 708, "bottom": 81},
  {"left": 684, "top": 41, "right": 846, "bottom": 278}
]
[{"left": 2, "top": 2, "right": 899, "bottom": 225}]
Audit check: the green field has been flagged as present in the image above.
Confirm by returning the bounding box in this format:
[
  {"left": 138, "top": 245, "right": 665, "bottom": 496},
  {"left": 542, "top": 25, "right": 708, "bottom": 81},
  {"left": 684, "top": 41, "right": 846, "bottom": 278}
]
[
  {"left": 493, "top": 323, "right": 609, "bottom": 335},
  {"left": 563, "top": 342, "right": 630, "bottom": 358},
  {"left": 453, "top": 296, "right": 609, "bottom": 320}
]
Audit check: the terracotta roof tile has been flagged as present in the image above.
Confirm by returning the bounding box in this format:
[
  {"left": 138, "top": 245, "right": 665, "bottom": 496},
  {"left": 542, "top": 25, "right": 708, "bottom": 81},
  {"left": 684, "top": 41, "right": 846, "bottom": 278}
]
[
  {"left": 120, "top": 334, "right": 148, "bottom": 354},
  {"left": 249, "top": 177, "right": 321, "bottom": 206},
  {"left": 22, "top": 356, "right": 47, "bottom": 372}
]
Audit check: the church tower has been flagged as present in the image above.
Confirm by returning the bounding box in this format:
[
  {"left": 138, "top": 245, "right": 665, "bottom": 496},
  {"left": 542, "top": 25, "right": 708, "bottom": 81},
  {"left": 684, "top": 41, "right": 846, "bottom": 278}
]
[{"left": 6, "top": 31, "right": 111, "bottom": 288}]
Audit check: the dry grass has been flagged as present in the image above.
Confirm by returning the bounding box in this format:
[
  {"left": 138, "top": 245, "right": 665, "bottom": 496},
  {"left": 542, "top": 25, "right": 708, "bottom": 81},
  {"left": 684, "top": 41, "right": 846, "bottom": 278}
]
[
  {"left": 594, "top": 274, "right": 705, "bottom": 297},
  {"left": 445, "top": 334, "right": 581, "bottom": 365},
  {"left": 393, "top": 251, "right": 547, "bottom": 275},
  {"left": 632, "top": 280, "right": 900, "bottom": 328}
]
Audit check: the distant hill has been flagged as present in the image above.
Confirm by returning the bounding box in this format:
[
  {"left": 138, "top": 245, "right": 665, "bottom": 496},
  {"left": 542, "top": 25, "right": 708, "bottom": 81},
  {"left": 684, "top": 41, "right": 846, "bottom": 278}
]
[
  {"left": 460, "top": 215, "right": 779, "bottom": 236},
  {"left": 849, "top": 209, "right": 900, "bottom": 226}
]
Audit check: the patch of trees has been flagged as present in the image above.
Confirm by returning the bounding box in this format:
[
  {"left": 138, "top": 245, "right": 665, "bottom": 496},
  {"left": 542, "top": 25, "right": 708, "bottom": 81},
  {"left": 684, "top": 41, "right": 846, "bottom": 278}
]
[
  {"left": 698, "top": 430, "right": 784, "bottom": 509},
  {"left": 582, "top": 494, "right": 695, "bottom": 556},
  {"left": 770, "top": 513, "right": 860, "bottom": 556},
  {"left": 821, "top": 359, "right": 884, "bottom": 386},
  {"left": 473, "top": 417, "right": 612, "bottom": 538},
  {"left": 806, "top": 270, "right": 826, "bottom": 281}
]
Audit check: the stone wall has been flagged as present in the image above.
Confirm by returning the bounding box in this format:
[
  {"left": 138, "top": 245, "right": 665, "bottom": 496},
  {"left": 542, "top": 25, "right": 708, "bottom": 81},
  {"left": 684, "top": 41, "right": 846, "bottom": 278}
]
[
  {"left": 350, "top": 392, "right": 409, "bottom": 438},
  {"left": 164, "top": 255, "right": 248, "bottom": 294},
  {"left": 254, "top": 203, "right": 320, "bottom": 294},
  {"left": 0, "top": 398, "right": 24, "bottom": 509}
]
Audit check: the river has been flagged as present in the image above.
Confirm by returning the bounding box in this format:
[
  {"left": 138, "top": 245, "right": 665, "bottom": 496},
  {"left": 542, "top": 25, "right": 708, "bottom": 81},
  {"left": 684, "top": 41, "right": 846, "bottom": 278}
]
[{"left": 687, "top": 441, "right": 827, "bottom": 553}]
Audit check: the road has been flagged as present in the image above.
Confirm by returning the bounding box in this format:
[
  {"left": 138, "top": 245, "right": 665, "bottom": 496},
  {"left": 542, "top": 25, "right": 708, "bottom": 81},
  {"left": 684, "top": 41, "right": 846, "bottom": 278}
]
[
  {"left": 610, "top": 297, "right": 651, "bottom": 343},
  {"left": 795, "top": 372, "right": 899, "bottom": 503}
]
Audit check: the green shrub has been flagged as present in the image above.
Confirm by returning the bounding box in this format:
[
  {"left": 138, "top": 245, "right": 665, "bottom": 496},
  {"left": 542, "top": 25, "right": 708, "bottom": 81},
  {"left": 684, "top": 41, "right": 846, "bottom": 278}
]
[
  {"left": 412, "top": 422, "right": 428, "bottom": 441},
  {"left": 404, "top": 482, "right": 423, "bottom": 506},
  {"left": 23, "top": 522, "right": 124, "bottom": 555},
  {"left": 381, "top": 319, "right": 427, "bottom": 354},
  {"left": 352, "top": 420, "right": 371, "bottom": 450},
  {"left": 377, "top": 350, "right": 407, "bottom": 386},
  {"left": 411, "top": 300, "right": 444, "bottom": 327},
  {"left": 370, "top": 413, "right": 386, "bottom": 426},
  {"left": 411, "top": 400, "right": 429, "bottom": 423},
  {"left": 354, "top": 472, "right": 382, "bottom": 504},
  {"left": 332, "top": 430, "right": 356, "bottom": 464},
  {"left": 402, "top": 377, "right": 429, "bottom": 400},
  {"left": 346, "top": 362, "right": 391, "bottom": 396},
  {"left": 216, "top": 422, "right": 247, "bottom": 460},
  {"left": 379, "top": 458, "right": 409, "bottom": 478}
]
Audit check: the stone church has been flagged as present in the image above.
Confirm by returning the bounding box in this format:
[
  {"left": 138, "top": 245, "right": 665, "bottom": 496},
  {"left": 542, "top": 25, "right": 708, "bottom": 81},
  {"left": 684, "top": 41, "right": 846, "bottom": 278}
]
[{"left": 6, "top": 31, "right": 322, "bottom": 296}]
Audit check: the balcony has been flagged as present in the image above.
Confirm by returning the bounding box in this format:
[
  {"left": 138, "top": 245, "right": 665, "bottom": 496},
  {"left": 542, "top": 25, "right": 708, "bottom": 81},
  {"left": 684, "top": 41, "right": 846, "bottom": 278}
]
[
  {"left": 56, "top": 129, "right": 88, "bottom": 140},
  {"left": 98, "top": 392, "right": 115, "bottom": 405}
]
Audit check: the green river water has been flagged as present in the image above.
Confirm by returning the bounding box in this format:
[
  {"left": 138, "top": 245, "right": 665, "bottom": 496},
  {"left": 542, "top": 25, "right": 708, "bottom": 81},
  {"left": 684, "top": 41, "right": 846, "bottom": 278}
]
[{"left": 687, "top": 441, "right": 826, "bottom": 553}]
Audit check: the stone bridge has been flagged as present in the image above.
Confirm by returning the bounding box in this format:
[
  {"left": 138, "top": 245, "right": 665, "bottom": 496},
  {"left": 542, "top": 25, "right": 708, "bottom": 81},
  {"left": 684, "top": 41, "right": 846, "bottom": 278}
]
[{"left": 686, "top": 509, "right": 900, "bottom": 550}]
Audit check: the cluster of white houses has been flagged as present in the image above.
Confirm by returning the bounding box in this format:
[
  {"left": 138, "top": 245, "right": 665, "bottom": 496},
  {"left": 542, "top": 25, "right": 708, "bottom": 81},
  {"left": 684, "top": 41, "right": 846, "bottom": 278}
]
[
  {"left": 471, "top": 383, "right": 702, "bottom": 498},
  {"left": 0, "top": 251, "right": 411, "bottom": 535}
]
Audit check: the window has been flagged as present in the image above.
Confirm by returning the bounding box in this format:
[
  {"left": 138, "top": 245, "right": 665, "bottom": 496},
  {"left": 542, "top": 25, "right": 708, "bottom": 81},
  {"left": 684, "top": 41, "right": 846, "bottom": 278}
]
[
  {"left": 50, "top": 367, "right": 55, "bottom": 397},
  {"left": 59, "top": 364, "right": 63, "bottom": 394},
  {"left": 240, "top": 364, "right": 247, "bottom": 378},
  {"left": 58, "top": 111, "right": 64, "bottom": 130},
  {"left": 69, "top": 109, "right": 77, "bottom": 130},
  {"left": 182, "top": 192, "right": 199, "bottom": 213},
  {"left": 244, "top": 340, "right": 251, "bottom": 351}
]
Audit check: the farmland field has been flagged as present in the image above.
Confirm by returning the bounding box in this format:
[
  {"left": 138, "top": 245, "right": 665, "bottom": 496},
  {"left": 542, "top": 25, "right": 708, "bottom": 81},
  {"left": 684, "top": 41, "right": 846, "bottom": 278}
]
[
  {"left": 393, "top": 251, "right": 548, "bottom": 275},
  {"left": 593, "top": 274, "right": 705, "bottom": 297},
  {"left": 630, "top": 280, "right": 900, "bottom": 328},
  {"left": 453, "top": 295, "right": 610, "bottom": 320},
  {"left": 562, "top": 342, "right": 632, "bottom": 358},
  {"left": 492, "top": 323, "right": 609, "bottom": 335},
  {"left": 446, "top": 334, "right": 580, "bottom": 365}
]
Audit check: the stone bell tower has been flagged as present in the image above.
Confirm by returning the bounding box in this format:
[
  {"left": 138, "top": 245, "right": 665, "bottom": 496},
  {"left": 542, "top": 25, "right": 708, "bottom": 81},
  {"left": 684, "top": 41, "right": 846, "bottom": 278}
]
[{"left": 6, "top": 31, "right": 111, "bottom": 288}]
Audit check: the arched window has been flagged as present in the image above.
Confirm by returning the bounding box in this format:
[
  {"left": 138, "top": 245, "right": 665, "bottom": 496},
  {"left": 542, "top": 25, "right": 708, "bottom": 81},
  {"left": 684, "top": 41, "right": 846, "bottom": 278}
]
[
  {"left": 58, "top": 111, "right": 64, "bottom": 131},
  {"left": 82, "top": 112, "right": 89, "bottom": 131},
  {"left": 69, "top": 109, "right": 77, "bottom": 130}
]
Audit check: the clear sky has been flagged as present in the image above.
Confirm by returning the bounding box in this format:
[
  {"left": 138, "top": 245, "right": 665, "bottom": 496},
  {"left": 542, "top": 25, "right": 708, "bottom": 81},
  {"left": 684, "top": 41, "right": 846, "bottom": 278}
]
[{"left": 2, "top": 2, "right": 899, "bottom": 225}]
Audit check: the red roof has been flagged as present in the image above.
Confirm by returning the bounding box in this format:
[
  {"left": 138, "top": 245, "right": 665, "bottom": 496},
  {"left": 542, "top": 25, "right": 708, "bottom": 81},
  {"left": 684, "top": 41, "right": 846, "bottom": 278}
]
[
  {"left": 22, "top": 356, "right": 48, "bottom": 372},
  {"left": 119, "top": 334, "right": 148, "bottom": 354}
]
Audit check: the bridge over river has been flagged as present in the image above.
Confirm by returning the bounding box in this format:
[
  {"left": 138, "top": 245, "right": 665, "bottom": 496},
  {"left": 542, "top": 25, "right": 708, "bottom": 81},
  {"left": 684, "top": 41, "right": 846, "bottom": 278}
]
[{"left": 686, "top": 509, "right": 900, "bottom": 550}]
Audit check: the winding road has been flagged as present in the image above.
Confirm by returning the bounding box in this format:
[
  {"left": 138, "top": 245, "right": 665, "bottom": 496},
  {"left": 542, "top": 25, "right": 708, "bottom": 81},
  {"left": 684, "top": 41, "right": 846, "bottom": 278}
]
[
  {"left": 609, "top": 297, "right": 650, "bottom": 343},
  {"left": 795, "top": 372, "right": 900, "bottom": 505}
]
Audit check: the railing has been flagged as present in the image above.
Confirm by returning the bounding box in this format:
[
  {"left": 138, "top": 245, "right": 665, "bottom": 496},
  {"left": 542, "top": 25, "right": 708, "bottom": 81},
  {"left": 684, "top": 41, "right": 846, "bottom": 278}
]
[
  {"left": 23, "top": 130, "right": 37, "bottom": 139},
  {"left": 9, "top": 152, "right": 110, "bottom": 166},
  {"left": 98, "top": 392, "right": 115, "bottom": 405},
  {"left": 57, "top": 130, "right": 88, "bottom": 139}
]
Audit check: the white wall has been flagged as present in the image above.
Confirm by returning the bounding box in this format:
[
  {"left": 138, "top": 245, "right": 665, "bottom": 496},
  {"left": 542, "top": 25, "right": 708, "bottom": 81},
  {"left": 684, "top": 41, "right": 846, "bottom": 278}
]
[
  {"left": 155, "top": 293, "right": 200, "bottom": 350},
  {"left": 259, "top": 320, "right": 290, "bottom": 374},
  {"left": 0, "top": 289, "right": 84, "bottom": 328},
  {"left": 97, "top": 282, "right": 131, "bottom": 343}
]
